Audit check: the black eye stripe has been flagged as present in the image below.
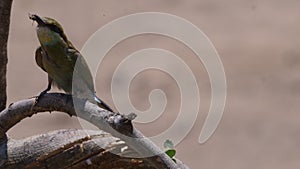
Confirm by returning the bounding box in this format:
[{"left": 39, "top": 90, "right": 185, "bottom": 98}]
[
  {"left": 47, "top": 24, "right": 62, "bottom": 35},
  {"left": 46, "top": 24, "right": 67, "bottom": 42}
]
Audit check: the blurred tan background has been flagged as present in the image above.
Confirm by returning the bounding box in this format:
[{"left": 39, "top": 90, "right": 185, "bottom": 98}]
[{"left": 6, "top": 0, "right": 300, "bottom": 168}]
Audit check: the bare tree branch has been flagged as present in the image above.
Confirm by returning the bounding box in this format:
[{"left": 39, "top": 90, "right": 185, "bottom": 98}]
[
  {"left": 0, "top": 0, "right": 13, "bottom": 112},
  {"left": 0, "top": 93, "right": 183, "bottom": 169},
  {"left": 3, "top": 129, "right": 159, "bottom": 168}
]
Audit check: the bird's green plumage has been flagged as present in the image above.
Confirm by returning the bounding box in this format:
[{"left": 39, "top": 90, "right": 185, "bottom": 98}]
[{"left": 30, "top": 14, "right": 113, "bottom": 111}]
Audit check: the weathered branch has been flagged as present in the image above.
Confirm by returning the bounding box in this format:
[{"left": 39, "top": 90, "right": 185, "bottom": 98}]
[
  {"left": 0, "top": 0, "right": 13, "bottom": 112},
  {"left": 0, "top": 93, "right": 183, "bottom": 169},
  {"left": 3, "top": 129, "right": 158, "bottom": 168}
]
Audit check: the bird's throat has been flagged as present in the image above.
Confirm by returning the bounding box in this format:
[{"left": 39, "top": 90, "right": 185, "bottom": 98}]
[{"left": 37, "top": 26, "right": 66, "bottom": 46}]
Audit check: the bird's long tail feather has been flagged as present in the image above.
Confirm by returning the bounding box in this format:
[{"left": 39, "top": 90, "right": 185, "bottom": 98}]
[{"left": 94, "top": 95, "right": 114, "bottom": 112}]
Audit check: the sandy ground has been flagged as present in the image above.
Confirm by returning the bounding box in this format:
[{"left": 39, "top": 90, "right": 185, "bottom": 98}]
[{"left": 5, "top": 0, "right": 300, "bottom": 168}]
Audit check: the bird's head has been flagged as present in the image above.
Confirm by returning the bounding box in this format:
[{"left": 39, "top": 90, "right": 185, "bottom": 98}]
[{"left": 29, "top": 14, "right": 68, "bottom": 44}]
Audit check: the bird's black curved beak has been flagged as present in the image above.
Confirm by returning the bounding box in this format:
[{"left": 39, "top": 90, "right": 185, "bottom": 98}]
[{"left": 29, "top": 14, "right": 45, "bottom": 26}]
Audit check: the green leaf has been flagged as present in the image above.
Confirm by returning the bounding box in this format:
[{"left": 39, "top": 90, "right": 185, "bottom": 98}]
[{"left": 165, "top": 149, "right": 176, "bottom": 158}]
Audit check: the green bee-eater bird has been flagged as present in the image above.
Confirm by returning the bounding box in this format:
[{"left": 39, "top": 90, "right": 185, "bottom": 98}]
[{"left": 29, "top": 14, "right": 113, "bottom": 112}]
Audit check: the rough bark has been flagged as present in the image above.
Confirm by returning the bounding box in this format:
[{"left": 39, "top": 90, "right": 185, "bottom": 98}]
[
  {"left": 0, "top": 0, "right": 12, "bottom": 111},
  {"left": 4, "top": 129, "right": 158, "bottom": 169},
  {"left": 0, "top": 93, "right": 184, "bottom": 169}
]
